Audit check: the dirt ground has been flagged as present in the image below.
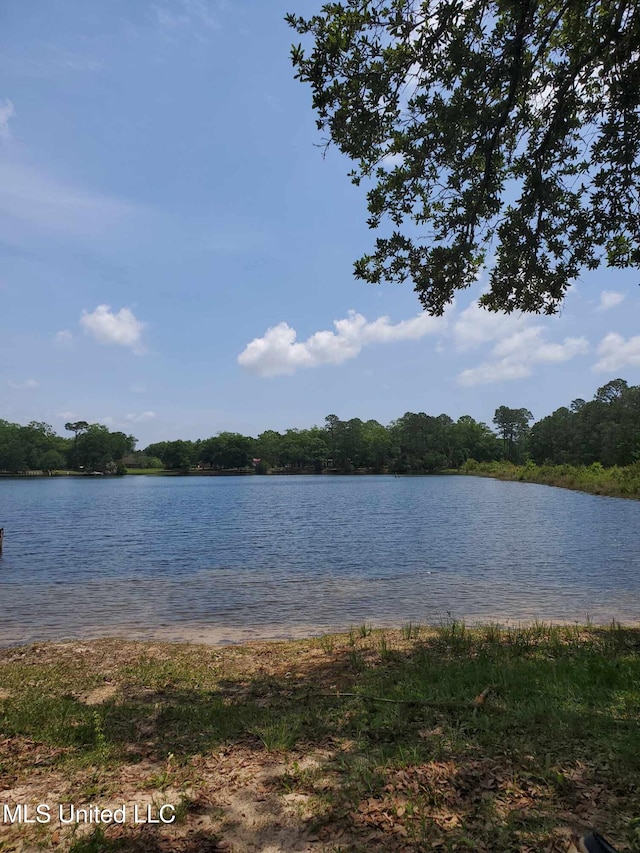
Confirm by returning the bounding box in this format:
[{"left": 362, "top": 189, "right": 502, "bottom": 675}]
[
  {"left": 1, "top": 629, "right": 636, "bottom": 853},
  {"left": 0, "top": 635, "right": 414, "bottom": 853}
]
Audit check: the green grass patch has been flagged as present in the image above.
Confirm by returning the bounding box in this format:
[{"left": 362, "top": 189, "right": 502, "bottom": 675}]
[
  {"left": 1, "top": 625, "right": 639, "bottom": 850},
  {"left": 462, "top": 459, "right": 640, "bottom": 499}
]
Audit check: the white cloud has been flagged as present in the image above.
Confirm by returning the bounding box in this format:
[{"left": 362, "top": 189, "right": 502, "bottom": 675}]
[
  {"left": 598, "top": 290, "right": 626, "bottom": 311},
  {"left": 153, "top": 0, "right": 220, "bottom": 32},
  {"left": 492, "top": 327, "right": 589, "bottom": 363},
  {"left": 124, "top": 411, "right": 156, "bottom": 423},
  {"left": 80, "top": 305, "right": 146, "bottom": 352},
  {"left": 8, "top": 378, "right": 38, "bottom": 389},
  {"left": 457, "top": 327, "right": 589, "bottom": 386},
  {"left": 0, "top": 159, "right": 137, "bottom": 240},
  {"left": 55, "top": 411, "right": 78, "bottom": 420},
  {"left": 452, "top": 301, "right": 529, "bottom": 351},
  {"left": 532, "top": 336, "right": 590, "bottom": 363},
  {"left": 238, "top": 310, "right": 445, "bottom": 377},
  {"left": 380, "top": 151, "right": 404, "bottom": 169},
  {"left": 0, "top": 98, "right": 14, "bottom": 138},
  {"left": 593, "top": 332, "right": 640, "bottom": 372},
  {"left": 54, "top": 329, "right": 74, "bottom": 347},
  {"left": 491, "top": 327, "right": 544, "bottom": 359},
  {"left": 458, "top": 360, "right": 532, "bottom": 386},
  {"left": 154, "top": 5, "right": 190, "bottom": 28}
]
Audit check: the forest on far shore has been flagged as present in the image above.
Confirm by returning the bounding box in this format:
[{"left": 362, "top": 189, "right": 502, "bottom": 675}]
[{"left": 1, "top": 378, "right": 639, "bottom": 475}]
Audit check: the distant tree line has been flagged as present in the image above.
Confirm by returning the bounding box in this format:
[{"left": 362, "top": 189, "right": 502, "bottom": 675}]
[
  {"left": 1, "top": 378, "right": 638, "bottom": 475},
  {"left": 144, "top": 378, "right": 640, "bottom": 472},
  {"left": 142, "top": 415, "right": 502, "bottom": 474},
  {"left": 0, "top": 420, "right": 136, "bottom": 475}
]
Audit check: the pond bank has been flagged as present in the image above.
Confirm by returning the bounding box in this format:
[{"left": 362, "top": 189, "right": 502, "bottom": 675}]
[
  {"left": 1, "top": 622, "right": 639, "bottom": 852},
  {"left": 461, "top": 460, "right": 640, "bottom": 500}
]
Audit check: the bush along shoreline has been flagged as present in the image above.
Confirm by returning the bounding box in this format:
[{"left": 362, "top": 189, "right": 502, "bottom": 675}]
[{"left": 460, "top": 459, "right": 640, "bottom": 500}]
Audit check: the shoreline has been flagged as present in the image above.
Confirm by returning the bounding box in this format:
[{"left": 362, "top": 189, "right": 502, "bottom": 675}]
[
  {"left": 2, "top": 614, "right": 637, "bottom": 651},
  {"left": 3, "top": 463, "right": 640, "bottom": 503},
  {"left": 461, "top": 460, "right": 640, "bottom": 500}
]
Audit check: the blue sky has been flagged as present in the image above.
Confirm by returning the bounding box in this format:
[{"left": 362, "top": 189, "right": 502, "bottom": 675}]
[{"left": 2, "top": 0, "right": 639, "bottom": 449}]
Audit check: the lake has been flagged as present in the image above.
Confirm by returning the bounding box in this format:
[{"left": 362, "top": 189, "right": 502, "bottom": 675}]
[{"left": 0, "top": 474, "right": 638, "bottom": 646}]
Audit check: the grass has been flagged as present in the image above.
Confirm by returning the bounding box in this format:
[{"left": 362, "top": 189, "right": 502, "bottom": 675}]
[
  {"left": 1, "top": 623, "right": 639, "bottom": 851},
  {"left": 401, "top": 621, "right": 421, "bottom": 640},
  {"left": 461, "top": 459, "right": 640, "bottom": 499}
]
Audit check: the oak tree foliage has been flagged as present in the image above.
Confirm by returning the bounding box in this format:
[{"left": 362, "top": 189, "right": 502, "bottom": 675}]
[{"left": 287, "top": 0, "right": 640, "bottom": 314}]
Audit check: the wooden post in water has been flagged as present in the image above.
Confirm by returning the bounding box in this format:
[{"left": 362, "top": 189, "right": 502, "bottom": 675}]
[{"left": 0, "top": 528, "right": 3, "bottom": 554}]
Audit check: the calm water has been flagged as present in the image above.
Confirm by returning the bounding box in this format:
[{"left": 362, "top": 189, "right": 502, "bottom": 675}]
[{"left": 1, "top": 475, "right": 639, "bottom": 646}]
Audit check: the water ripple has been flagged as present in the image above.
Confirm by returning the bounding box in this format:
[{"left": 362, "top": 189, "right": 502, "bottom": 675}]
[{"left": 0, "top": 475, "right": 639, "bottom": 645}]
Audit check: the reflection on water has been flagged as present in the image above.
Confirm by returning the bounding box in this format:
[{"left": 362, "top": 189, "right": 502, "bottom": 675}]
[{"left": 0, "top": 475, "right": 638, "bottom": 645}]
